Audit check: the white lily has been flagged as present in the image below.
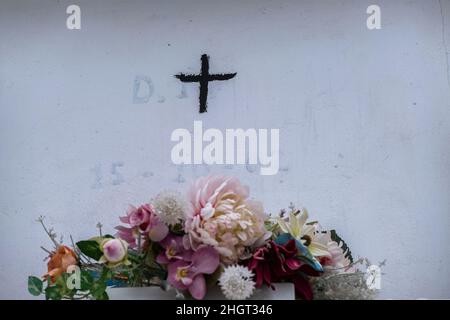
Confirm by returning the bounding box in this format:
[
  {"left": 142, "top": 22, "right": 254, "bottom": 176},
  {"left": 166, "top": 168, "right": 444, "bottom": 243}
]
[{"left": 277, "top": 208, "right": 331, "bottom": 257}]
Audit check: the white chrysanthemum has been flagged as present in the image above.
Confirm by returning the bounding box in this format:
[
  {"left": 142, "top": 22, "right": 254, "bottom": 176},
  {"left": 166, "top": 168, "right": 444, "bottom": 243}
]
[
  {"left": 153, "top": 190, "right": 187, "bottom": 226},
  {"left": 218, "top": 265, "right": 255, "bottom": 300}
]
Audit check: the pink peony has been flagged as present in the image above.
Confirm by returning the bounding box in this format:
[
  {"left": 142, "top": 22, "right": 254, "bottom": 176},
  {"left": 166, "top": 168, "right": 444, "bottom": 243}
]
[
  {"left": 185, "top": 175, "right": 269, "bottom": 265},
  {"left": 115, "top": 204, "right": 169, "bottom": 248}
]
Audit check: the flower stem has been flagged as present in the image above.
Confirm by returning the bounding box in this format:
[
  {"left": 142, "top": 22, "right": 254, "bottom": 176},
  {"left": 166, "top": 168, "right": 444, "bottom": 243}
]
[
  {"left": 37, "top": 217, "right": 60, "bottom": 248},
  {"left": 40, "top": 246, "right": 53, "bottom": 255}
]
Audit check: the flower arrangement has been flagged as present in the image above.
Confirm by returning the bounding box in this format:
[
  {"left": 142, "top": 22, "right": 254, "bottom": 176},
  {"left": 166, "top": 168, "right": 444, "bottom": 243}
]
[{"left": 28, "top": 175, "right": 380, "bottom": 300}]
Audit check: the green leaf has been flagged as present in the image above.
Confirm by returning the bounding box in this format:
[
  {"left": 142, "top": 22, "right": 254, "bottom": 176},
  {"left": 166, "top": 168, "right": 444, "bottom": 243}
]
[
  {"left": 76, "top": 240, "right": 103, "bottom": 261},
  {"left": 330, "top": 230, "right": 353, "bottom": 263},
  {"left": 65, "top": 289, "right": 77, "bottom": 299},
  {"left": 99, "top": 266, "right": 112, "bottom": 281},
  {"left": 28, "top": 276, "right": 43, "bottom": 296},
  {"left": 96, "top": 291, "right": 109, "bottom": 300},
  {"left": 80, "top": 271, "right": 94, "bottom": 291},
  {"left": 45, "top": 285, "right": 62, "bottom": 300},
  {"left": 90, "top": 281, "right": 107, "bottom": 300},
  {"left": 145, "top": 246, "right": 159, "bottom": 268},
  {"left": 55, "top": 273, "right": 68, "bottom": 287}
]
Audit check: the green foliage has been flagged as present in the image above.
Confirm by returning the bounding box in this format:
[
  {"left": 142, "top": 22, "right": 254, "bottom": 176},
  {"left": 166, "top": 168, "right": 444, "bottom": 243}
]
[
  {"left": 90, "top": 281, "right": 107, "bottom": 300},
  {"left": 28, "top": 233, "right": 166, "bottom": 299},
  {"left": 28, "top": 265, "right": 114, "bottom": 300},
  {"left": 28, "top": 276, "right": 43, "bottom": 296},
  {"left": 80, "top": 270, "right": 94, "bottom": 291},
  {"left": 45, "top": 285, "right": 63, "bottom": 300},
  {"left": 89, "top": 267, "right": 111, "bottom": 300},
  {"left": 45, "top": 273, "right": 76, "bottom": 300},
  {"left": 76, "top": 240, "right": 103, "bottom": 261}
]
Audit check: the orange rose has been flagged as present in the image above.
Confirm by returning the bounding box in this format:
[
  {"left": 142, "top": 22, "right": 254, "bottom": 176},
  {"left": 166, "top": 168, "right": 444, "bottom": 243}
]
[{"left": 43, "top": 245, "right": 78, "bottom": 282}]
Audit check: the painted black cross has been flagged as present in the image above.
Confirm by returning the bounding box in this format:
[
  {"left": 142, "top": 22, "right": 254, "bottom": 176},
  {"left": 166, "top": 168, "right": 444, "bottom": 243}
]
[{"left": 175, "top": 54, "right": 237, "bottom": 113}]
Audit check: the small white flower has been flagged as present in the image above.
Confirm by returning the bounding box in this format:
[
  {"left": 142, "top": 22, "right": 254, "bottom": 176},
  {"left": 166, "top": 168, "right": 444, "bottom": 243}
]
[
  {"left": 153, "top": 190, "right": 187, "bottom": 226},
  {"left": 218, "top": 265, "right": 255, "bottom": 300}
]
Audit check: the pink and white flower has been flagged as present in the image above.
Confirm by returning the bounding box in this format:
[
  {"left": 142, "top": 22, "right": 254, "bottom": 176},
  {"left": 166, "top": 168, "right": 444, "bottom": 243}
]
[
  {"left": 156, "top": 235, "right": 220, "bottom": 300},
  {"left": 156, "top": 234, "right": 192, "bottom": 264},
  {"left": 184, "top": 175, "right": 270, "bottom": 265},
  {"left": 166, "top": 246, "right": 219, "bottom": 300},
  {"left": 313, "top": 226, "right": 356, "bottom": 273},
  {"left": 99, "top": 238, "right": 131, "bottom": 267},
  {"left": 115, "top": 204, "right": 168, "bottom": 248}
]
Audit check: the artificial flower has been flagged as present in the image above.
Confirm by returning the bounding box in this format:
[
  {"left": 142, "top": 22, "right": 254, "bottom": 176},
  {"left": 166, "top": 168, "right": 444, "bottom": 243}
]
[
  {"left": 277, "top": 208, "right": 330, "bottom": 258},
  {"left": 218, "top": 265, "right": 255, "bottom": 300},
  {"left": 115, "top": 204, "right": 169, "bottom": 247},
  {"left": 167, "top": 246, "right": 220, "bottom": 300},
  {"left": 247, "top": 240, "right": 320, "bottom": 300},
  {"left": 185, "top": 175, "right": 270, "bottom": 264},
  {"left": 313, "top": 228, "right": 356, "bottom": 273},
  {"left": 99, "top": 238, "right": 131, "bottom": 267},
  {"left": 29, "top": 175, "right": 370, "bottom": 301},
  {"left": 156, "top": 234, "right": 192, "bottom": 264},
  {"left": 153, "top": 190, "right": 187, "bottom": 226},
  {"left": 43, "top": 245, "right": 78, "bottom": 282}
]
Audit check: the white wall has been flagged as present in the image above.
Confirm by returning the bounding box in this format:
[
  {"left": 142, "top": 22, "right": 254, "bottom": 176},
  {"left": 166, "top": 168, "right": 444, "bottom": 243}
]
[{"left": 1, "top": 0, "right": 449, "bottom": 299}]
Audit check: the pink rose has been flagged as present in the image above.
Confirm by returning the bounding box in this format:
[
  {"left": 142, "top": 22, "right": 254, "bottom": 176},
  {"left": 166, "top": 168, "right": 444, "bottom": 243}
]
[
  {"left": 99, "top": 238, "right": 130, "bottom": 267},
  {"left": 115, "top": 204, "right": 169, "bottom": 247}
]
